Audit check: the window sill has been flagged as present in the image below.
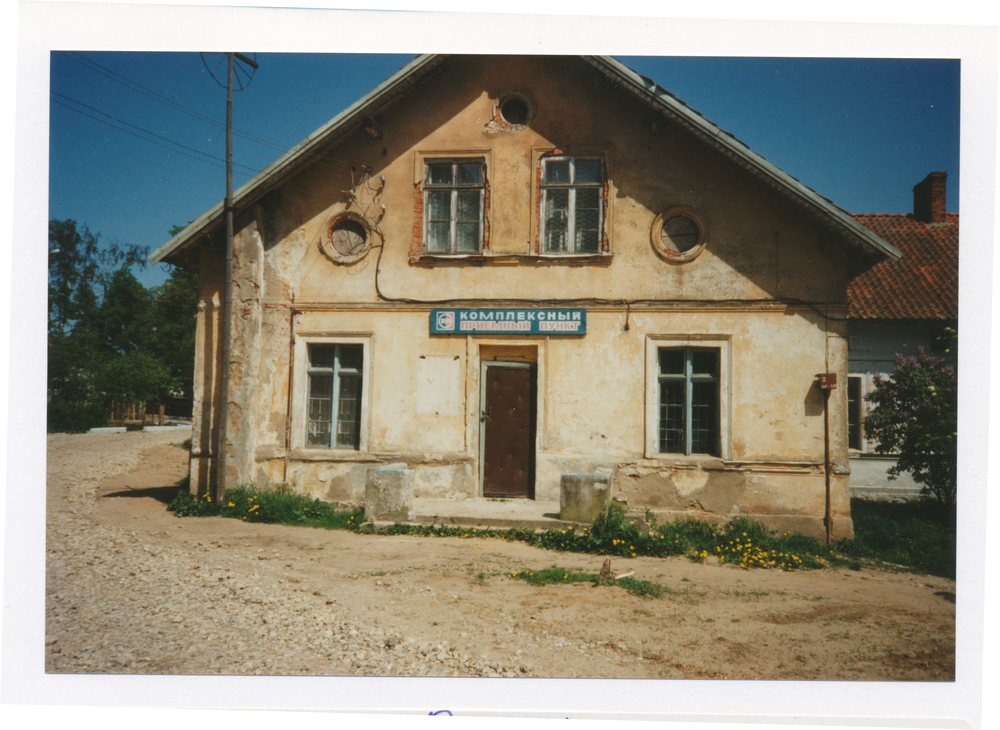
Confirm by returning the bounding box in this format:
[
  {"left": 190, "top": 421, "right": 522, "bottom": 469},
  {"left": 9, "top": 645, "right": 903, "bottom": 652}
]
[
  {"left": 292, "top": 448, "right": 376, "bottom": 462},
  {"left": 409, "top": 253, "right": 613, "bottom": 267},
  {"left": 638, "top": 454, "right": 727, "bottom": 470}
]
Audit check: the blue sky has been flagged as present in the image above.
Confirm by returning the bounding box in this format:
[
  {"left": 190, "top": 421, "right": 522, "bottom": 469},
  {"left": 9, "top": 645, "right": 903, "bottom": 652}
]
[{"left": 49, "top": 52, "right": 960, "bottom": 290}]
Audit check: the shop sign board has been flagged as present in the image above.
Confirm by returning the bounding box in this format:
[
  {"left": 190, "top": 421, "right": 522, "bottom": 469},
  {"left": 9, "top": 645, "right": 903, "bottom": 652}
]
[{"left": 430, "top": 308, "right": 587, "bottom": 335}]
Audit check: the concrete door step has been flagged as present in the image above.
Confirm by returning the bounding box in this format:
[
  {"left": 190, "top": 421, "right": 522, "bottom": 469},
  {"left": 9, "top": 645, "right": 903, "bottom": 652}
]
[
  {"left": 371, "top": 497, "right": 582, "bottom": 531},
  {"left": 407, "top": 513, "right": 579, "bottom": 531}
]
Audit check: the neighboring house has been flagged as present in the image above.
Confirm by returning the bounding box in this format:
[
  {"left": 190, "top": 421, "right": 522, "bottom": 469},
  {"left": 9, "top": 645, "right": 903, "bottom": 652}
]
[
  {"left": 150, "top": 55, "right": 899, "bottom": 540},
  {"left": 847, "top": 172, "right": 959, "bottom": 500}
]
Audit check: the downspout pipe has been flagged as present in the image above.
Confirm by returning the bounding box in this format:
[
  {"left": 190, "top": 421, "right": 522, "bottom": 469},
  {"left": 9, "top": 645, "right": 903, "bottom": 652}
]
[{"left": 824, "top": 387, "right": 832, "bottom": 545}]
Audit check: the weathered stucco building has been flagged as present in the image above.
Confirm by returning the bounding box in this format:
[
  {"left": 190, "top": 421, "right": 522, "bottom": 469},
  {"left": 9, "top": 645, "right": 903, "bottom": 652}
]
[
  {"left": 151, "top": 55, "right": 900, "bottom": 540},
  {"left": 847, "top": 172, "right": 958, "bottom": 500}
]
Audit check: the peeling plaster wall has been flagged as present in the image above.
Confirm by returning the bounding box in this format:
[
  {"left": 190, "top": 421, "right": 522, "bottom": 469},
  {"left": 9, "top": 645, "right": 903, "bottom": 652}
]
[{"left": 186, "top": 55, "right": 865, "bottom": 539}]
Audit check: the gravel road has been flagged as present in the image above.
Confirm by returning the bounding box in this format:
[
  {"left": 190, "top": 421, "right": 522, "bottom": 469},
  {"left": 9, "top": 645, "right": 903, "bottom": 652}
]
[{"left": 45, "top": 430, "right": 956, "bottom": 681}]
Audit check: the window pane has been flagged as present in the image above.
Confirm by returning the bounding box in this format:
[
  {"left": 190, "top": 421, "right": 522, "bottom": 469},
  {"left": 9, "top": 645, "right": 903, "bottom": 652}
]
[
  {"left": 455, "top": 222, "right": 480, "bottom": 252},
  {"left": 307, "top": 373, "right": 333, "bottom": 446},
  {"left": 691, "top": 349, "right": 718, "bottom": 378},
  {"left": 544, "top": 159, "right": 570, "bottom": 184},
  {"left": 575, "top": 229, "right": 599, "bottom": 253},
  {"left": 427, "top": 190, "right": 451, "bottom": 222},
  {"left": 576, "top": 209, "right": 599, "bottom": 233},
  {"left": 336, "top": 374, "right": 361, "bottom": 449},
  {"left": 691, "top": 381, "right": 719, "bottom": 455},
  {"left": 659, "top": 348, "right": 685, "bottom": 376},
  {"left": 309, "top": 344, "right": 337, "bottom": 370},
  {"left": 575, "top": 187, "right": 600, "bottom": 210},
  {"left": 659, "top": 380, "right": 685, "bottom": 453},
  {"left": 455, "top": 190, "right": 480, "bottom": 222},
  {"left": 848, "top": 377, "right": 862, "bottom": 450},
  {"left": 427, "top": 163, "right": 452, "bottom": 186},
  {"left": 427, "top": 222, "right": 450, "bottom": 252},
  {"left": 338, "top": 344, "right": 363, "bottom": 372},
  {"left": 456, "top": 162, "right": 482, "bottom": 186},
  {"left": 546, "top": 189, "right": 569, "bottom": 220},
  {"left": 544, "top": 189, "right": 569, "bottom": 252},
  {"left": 575, "top": 158, "right": 602, "bottom": 184}
]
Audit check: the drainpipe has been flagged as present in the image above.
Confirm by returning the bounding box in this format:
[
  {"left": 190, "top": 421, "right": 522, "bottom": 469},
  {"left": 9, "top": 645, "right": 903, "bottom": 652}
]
[
  {"left": 283, "top": 305, "right": 297, "bottom": 483},
  {"left": 823, "top": 386, "right": 832, "bottom": 546}
]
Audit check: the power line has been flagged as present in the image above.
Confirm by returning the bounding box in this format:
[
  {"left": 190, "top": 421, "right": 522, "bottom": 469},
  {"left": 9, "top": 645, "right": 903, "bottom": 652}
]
[
  {"left": 52, "top": 91, "right": 260, "bottom": 174},
  {"left": 58, "top": 51, "right": 289, "bottom": 153},
  {"left": 56, "top": 50, "right": 367, "bottom": 175},
  {"left": 50, "top": 98, "right": 255, "bottom": 180},
  {"left": 53, "top": 52, "right": 388, "bottom": 210}
]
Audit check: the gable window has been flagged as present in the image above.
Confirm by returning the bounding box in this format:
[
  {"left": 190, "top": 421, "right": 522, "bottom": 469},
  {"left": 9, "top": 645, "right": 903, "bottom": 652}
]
[
  {"left": 424, "top": 160, "right": 485, "bottom": 254},
  {"left": 658, "top": 347, "right": 721, "bottom": 456},
  {"left": 306, "top": 343, "right": 363, "bottom": 449},
  {"left": 540, "top": 156, "right": 603, "bottom": 254}
]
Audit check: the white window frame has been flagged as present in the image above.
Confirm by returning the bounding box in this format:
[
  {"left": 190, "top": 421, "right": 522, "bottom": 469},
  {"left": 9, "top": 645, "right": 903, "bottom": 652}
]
[
  {"left": 645, "top": 335, "right": 731, "bottom": 460},
  {"left": 539, "top": 155, "right": 604, "bottom": 254},
  {"left": 847, "top": 372, "right": 871, "bottom": 453},
  {"left": 423, "top": 158, "right": 486, "bottom": 254},
  {"left": 292, "top": 334, "right": 372, "bottom": 452}
]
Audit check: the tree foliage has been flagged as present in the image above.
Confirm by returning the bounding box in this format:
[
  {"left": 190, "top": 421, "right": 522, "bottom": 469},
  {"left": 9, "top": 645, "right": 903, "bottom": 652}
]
[
  {"left": 48, "top": 219, "right": 148, "bottom": 338},
  {"left": 149, "top": 267, "right": 199, "bottom": 399},
  {"left": 47, "top": 219, "right": 197, "bottom": 431},
  {"left": 864, "top": 349, "right": 957, "bottom": 506}
]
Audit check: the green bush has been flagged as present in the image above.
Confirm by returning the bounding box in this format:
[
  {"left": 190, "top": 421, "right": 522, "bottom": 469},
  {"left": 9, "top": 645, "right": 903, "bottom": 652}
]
[
  {"left": 167, "top": 482, "right": 363, "bottom": 530},
  {"left": 837, "top": 498, "right": 956, "bottom": 579},
  {"left": 46, "top": 400, "right": 107, "bottom": 433}
]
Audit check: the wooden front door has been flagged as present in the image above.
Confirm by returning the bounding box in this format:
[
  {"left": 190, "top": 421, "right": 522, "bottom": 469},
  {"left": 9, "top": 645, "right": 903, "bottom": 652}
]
[{"left": 481, "top": 362, "right": 536, "bottom": 499}]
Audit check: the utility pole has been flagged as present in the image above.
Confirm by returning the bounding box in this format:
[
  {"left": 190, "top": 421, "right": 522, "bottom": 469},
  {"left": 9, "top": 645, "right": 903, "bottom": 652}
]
[{"left": 214, "top": 52, "right": 258, "bottom": 504}]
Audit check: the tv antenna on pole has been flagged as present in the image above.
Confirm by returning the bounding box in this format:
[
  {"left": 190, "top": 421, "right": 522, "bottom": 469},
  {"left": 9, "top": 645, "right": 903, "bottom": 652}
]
[{"left": 202, "top": 51, "right": 258, "bottom": 503}]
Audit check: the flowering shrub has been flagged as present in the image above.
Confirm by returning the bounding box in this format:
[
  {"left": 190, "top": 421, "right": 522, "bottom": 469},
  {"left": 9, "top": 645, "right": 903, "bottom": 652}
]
[{"left": 864, "top": 349, "right": 957, "bottom": 507}]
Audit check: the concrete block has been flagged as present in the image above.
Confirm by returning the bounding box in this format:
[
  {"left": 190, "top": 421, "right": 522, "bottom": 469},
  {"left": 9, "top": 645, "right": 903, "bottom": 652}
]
[
  {"left": 365, "top": 463, "right": 414, "bottom": 521},
  {"left": 560, "top": 474, "right": 611, "bottom": 524},
  {"left": 88, "top": 427, "right": 127, "bottom": 434}
]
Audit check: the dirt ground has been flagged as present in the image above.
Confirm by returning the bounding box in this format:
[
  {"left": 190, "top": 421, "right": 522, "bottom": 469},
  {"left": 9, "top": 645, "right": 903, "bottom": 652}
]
[{"left": 47, "top": 431, "right": 956, "bottom": 680}]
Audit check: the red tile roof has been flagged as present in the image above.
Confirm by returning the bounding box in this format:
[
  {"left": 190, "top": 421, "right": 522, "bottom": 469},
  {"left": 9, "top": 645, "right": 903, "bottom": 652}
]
[{"left": 847, "top": 213, "right": 958, "bottom": 320}]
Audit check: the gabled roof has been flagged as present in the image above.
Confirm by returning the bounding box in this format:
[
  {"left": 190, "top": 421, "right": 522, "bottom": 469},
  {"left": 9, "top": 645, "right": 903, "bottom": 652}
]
[
  {"left": 848, "top": 213, "right": 958, "bottom": 320},
  {"left": 151, "top": 54, "right": 900, "bottom": 266}
]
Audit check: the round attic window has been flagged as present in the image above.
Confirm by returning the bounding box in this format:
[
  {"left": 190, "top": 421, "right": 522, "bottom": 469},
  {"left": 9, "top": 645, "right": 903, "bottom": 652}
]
[
  {"left": 651, "top": 207, "right": 708, "bottom": 263},
  {"left": 494, "top": 90, "right": 535, "bottom": 129},
  {"left": 500, "top": 97, "right": 529, "bottom": 125},
  {"left": 321, "top": 212, "right": 372, "bottom": 264}
]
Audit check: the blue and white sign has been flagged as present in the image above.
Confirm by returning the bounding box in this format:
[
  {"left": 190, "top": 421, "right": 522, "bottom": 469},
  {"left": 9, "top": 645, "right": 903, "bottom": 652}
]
[{"left": 430, "top": 308, "right": 587, "bottom": 335}]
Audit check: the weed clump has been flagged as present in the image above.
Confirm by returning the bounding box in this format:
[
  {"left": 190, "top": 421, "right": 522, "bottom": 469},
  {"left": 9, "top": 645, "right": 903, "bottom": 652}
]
[{"left": 168, "top": 482, "right": 362, "bottom": 530}]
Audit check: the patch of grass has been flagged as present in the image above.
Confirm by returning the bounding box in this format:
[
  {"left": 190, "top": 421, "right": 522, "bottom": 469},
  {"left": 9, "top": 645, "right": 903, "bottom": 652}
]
[
  {"left": 167, "top": 482, "right": 363, "bottom": 530},
  {"left": 508, "top": 566, "right": 666, "bottom": 599},
  {"left": 835, "top": 498, "right": 956, "bottom": 579},
  {"left": 368, "top": 504, "right": 844, "bottom": 572},
  {"left": 168, "top": 486, "right": 950, "bottom": 579}
]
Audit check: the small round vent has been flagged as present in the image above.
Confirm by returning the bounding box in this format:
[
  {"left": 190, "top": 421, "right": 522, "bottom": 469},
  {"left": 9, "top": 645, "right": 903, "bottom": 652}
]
[
  {"left": 500, "top": 96, "right": 529, "bottom": 125},
  {"left": 493, "top": 90, "right": 535, "bottom": 130},
  {"left": 321, "top": 212, "right": 372, "bottom": 264},
  {"left": 651, "top": 207, "right": 708, "bottom": 263}
]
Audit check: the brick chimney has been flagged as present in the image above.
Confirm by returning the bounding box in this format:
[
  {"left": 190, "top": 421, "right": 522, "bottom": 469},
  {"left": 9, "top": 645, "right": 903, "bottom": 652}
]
[{"left": 913, "top": 172, "right": 947, "bottom": 223}]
